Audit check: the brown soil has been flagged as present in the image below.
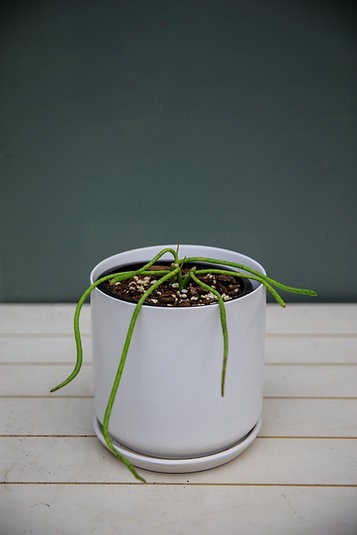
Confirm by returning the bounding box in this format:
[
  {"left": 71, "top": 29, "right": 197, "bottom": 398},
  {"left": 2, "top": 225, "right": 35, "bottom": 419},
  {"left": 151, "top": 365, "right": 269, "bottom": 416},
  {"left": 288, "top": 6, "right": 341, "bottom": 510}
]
[{"left": 100, "top": 263, "right": 252, "bottom": 307}]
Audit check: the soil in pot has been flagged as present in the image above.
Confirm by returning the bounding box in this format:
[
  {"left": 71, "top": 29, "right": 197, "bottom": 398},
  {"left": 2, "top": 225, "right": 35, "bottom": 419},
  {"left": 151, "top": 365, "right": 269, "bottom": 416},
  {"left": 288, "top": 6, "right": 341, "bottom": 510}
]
[{"left": 98, "top": 262, "right": 253, "bottom": 307}]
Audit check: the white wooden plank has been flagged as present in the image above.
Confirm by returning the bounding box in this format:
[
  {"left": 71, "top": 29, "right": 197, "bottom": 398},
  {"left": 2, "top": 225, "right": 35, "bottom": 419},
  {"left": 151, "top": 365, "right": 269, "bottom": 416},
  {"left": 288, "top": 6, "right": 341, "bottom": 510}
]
[
  {"left": 0, "top": 485, "right": 356, "bottom": 535},
  {"left": 266, "top": 335, "right": 357, "bottom": 363},
  {"left": 1, "top": 364, "right": 356, "bottom": 398},
  {"left": 264, "top": 365, "right": 357, "bottom": 398},
  {"left": 0, "top": 436, "right": 356, "bottom": 485},
  {"left": 1, "top": 334, "right": 356, "bottom": 364},
  {"left": 0, "top": 398, "right": 93, "bottom": 435},
  {"left": 1, "top": 304, "right": 355, "bottom": 335},
  {"left": 0, "top": 303, "right": 355, "bottom": 535},
  {"left": 0, "top": 304, "right": 90, "bottom": 334},
  {"left": 0, "top": 335, "right": 92, "bottom": 363},
  {"left": 261, "top": 398, "right": 357, "bottom": 437},
  {"left": 267, "top": 304, "right": 357, "bottom": 335},
  {"left": 0, "top": 365, "right": 93, "bottom": 397},
  {"left": 1, "top": 398, "right": 356, "bottom": 438}
]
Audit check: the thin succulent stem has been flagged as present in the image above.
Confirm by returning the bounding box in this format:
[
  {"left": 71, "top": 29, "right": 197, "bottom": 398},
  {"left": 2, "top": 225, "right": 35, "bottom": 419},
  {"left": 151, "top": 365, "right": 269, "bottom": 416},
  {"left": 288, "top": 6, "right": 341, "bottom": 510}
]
[
  {"left": 189, "top": 270, "right": 228, "bottom": 397},
  {"left": 110, "top": 247, "right": 178, "bottom": 284},
  {"left": 181, "top": 272, "right": 191, "bottom": 289},
  {"left": 195, "top": 268, "right": 287, "bottom": 308},
  {"left": 178, "top": 256, "right": 188, "bottom": 291},
  {"left": 50, "top": 274, "right": 115, "bottom": 393},
  {"left": 102, "top": 267, "right": 180, "bottom": 483},
  {"left": 174, "top": 263, "right": 183, "bottom": 290},
  {"left": 182, "top": 257, "right": 317, "bottom": 297},
  {"left": 140, "top": 270, "right": 170, "bottom": 275},
  {"left": 102, "top": 433, "right": 146, "bottom": 483},
  {"left": 51, "top": 248, "right": 178, "bottom": 393}
]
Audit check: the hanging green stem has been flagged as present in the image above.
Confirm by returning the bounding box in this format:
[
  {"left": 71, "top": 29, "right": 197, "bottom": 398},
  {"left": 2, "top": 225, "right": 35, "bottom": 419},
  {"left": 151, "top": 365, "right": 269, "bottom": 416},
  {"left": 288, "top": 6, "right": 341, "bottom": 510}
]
[
  {"left": 50, "top": 273, "right": 115, "bottom": 393},
  {"left": 51, "top": 248, "right": 178, "bottom": 393},
  {"left": 110, "top": 247, "right": 179, "bottom": 284},
  {"left": 195, "top": 268, "right": 287, "bottom": 307},
  {"left": 102, "top": 266, "right": 180, "bottom": 483},
  {"left": 189, "top": 270, "right": 229, "bottom": 397},
  {"left": 182, "top": 257, "right": 317, "bottom": 297}
]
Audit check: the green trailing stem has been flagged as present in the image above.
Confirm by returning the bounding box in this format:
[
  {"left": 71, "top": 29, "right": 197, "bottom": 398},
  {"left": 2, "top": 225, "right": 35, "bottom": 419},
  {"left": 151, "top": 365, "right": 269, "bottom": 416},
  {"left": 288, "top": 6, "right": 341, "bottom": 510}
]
[
  {"left": 182, "top": 257, "right": 317, "bottom": 297},
  {"left": 51, "top": 247, "right": 179, "bottom": 392},
  {"left": 194, "top": 268, "right": 287, "bottom": 307},
  {"left": 101, "top": 267, "right": 180, "bottom": 484},
  {"left": 109, "top": 247, "right": 179, "bottom": 284},
  {"left": 50, "top": 273, "right": 116, "bottom": 393},
  {"left": 50, "top": 248, "right": 180, "bottom": 482},
  {"left": 189, "top": 269, "right": 229, "bottom": 396},
  {"left": 50, "top": 246, "right": 317, "bottom": 483}
]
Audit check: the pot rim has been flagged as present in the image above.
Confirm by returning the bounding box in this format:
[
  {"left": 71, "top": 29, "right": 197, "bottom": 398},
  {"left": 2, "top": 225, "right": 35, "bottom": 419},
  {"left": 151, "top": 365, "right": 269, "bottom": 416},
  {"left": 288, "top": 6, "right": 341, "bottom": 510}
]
[{"left": 90, "top": 243, "right": 266, "bottom": 310}]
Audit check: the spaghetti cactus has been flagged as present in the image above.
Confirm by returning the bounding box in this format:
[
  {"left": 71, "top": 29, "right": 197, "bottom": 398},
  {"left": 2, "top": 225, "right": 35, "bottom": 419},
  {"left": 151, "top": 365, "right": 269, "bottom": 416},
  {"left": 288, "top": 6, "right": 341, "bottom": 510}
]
[{"left": 51, "top": 247, "right": 317, "bottom": 482}]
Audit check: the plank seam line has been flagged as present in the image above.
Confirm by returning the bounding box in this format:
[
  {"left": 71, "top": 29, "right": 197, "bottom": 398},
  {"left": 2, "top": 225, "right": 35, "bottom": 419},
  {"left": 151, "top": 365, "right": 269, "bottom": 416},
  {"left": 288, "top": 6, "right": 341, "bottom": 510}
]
[
  {"left": 1, "top": 395, "right": 357, "bottom": 400},
  {"left": 1, "top": 435, "right": 356, "bottom": 440},
  {"left": 1, "top": 332, "right": 356, "bottom": 338},
  {"left": 265, "top": 363, "right": 357, "bottom": 367},
  {"left": 0, "top": 395, "right": 94, "bottom": 399},
  {"left": 1, "top": 362, "right": 357, "bottom": 367},
  {"left": 1, "top": 482, "right": 356, "bottom": 488},
  {"left": 0, "top": 362, "right": 92, "bottom": 366},
  {"left": 0, "top": 333, "right": 91, "bottom": 338},
  {"left": 264, "top": 396, "right": 357, "bottom": 400},
  {"left": 267, "top": 333, "right": 357, "bottom": 338}
]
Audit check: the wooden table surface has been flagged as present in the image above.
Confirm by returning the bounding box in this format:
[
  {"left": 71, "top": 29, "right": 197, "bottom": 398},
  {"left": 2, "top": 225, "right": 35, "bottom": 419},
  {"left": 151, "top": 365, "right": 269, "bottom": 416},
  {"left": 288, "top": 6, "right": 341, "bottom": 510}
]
[{"left": 0, "top": 303, "right": 356, "bottom": 534}]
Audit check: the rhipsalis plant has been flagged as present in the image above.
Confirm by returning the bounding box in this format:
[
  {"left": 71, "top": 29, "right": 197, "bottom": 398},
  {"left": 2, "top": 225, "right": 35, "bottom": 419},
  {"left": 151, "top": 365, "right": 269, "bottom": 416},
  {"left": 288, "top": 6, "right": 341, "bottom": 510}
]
[{"left": 51, "top": 247, "right": 317, "bottom": 483}]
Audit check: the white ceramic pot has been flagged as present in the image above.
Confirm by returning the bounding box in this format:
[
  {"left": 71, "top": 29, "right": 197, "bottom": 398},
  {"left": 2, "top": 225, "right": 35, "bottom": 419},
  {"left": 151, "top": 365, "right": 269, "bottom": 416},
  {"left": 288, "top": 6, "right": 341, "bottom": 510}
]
[{"left": 91, "top": 245, "right": 266, "bottom": 473}]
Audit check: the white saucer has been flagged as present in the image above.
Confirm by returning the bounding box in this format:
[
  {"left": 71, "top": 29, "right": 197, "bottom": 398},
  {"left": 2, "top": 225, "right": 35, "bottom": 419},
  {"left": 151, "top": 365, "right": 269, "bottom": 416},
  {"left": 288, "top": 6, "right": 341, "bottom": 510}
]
[{"left": 93, "top": 415, "right": 262, "bottom": 474}]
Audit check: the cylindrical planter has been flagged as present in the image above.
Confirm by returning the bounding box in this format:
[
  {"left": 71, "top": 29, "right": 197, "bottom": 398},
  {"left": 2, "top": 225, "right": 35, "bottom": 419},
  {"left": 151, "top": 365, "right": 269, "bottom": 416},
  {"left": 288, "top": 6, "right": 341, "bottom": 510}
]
[{"left": 91, "top": 244, "right": 266, "bottom": 473}]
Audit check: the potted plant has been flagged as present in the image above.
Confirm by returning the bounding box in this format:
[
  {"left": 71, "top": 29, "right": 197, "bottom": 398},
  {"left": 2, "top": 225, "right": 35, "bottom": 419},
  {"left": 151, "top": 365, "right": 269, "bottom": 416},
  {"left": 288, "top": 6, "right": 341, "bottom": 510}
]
[{"left": 51, "top": 244, "right": 316, "bottom": 482}]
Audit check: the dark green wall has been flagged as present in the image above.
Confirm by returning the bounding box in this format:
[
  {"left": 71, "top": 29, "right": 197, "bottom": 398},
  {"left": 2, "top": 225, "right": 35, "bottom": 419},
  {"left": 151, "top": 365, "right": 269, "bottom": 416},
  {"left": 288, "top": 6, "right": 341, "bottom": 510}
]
[{"left": 1, "top": 1, "right": 356, "bottom": 302}]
